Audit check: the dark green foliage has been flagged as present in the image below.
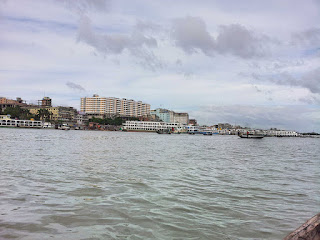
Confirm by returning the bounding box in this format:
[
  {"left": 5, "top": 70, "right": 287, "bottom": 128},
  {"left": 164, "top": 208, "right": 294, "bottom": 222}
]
[
  {"left": 3, "top": 106, "right": 35, "bottom": 120},
  {"left": 90, "top": 116, "right": 139, "bottom": 126},
  {"left": 36, "top": 108, "right": 52, "bottom": 121}
]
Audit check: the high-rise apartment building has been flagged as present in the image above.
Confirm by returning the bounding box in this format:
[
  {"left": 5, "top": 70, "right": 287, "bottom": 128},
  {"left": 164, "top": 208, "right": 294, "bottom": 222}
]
[
  {"left": 80, "top": 94, "right": 106, "bottom": 115},
  {"left": 80, "top": 95, "right": 150, "bottom": 117}
]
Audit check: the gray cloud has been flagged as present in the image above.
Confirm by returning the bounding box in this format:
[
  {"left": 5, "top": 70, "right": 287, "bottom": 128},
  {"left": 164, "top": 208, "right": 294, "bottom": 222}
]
[
  {"left": 135, "top": 20, "right": 162, "bottom": 33},
  {"left": 191, "top": 105, "right": 320, "bottom": 132},
  {"left": 298, "top": 95, "right": 320, "bottom": 104},
  {"left": 77, "top": 15, "right": 162, "bottom": 71},
  {"left": 291, "top": 28, "right": 320, "bottom": 46},
  {"left": 251, "top": 68, "right": 320, "bottom": 94},
  {"left": 59, "top": 0, "right": 110, "bottom": 14},
  {"left": 171, "top": 16, "right": 274, "bottom": 58},
  {"left": 171, "top": 16, "right": 215, "bottom": 56},
  {"left": 215, "top": 24, "right": 270, "bottom": 58},
  {"left": 301, "top": 68, "right": 320, "bottom": 93},
  {"left": 66, "top": 81, "right": 86, "bottom": 91}
]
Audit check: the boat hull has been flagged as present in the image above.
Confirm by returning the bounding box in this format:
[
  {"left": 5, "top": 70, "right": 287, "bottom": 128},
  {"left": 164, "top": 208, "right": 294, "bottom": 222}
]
[{"left": 239, "top": 135, "right": 264, "bottom": 139}]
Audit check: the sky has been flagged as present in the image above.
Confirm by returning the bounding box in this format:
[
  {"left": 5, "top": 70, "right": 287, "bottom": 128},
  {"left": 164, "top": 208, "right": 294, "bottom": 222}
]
[{"left": 0, "top": 0, "right": 320, "bottom": 132}]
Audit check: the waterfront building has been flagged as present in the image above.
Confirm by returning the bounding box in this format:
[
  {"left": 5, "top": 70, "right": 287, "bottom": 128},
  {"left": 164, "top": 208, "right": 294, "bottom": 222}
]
[
  {"left": 150, "top": 108, "right": 189, "bottom": 124},
  {"left": 188, "top": 119, "right": 197, "bottom": 126},
  {"left": 215, "top": 123, "right": 233, "bottom": 130},
  {"left": 150, "top": 108, "right": 174, "bottom": 122},
  {"left": 173, "top": 112, "right": 189, "bottom": 125},
  {"left": 0, "top": 115, "right": 42, "bottom": 128},
  {"left": 27, "top": 106, "right": 77, "bottom": 123},
  {"left": 80, "top": 95, "right": 150, "bottom": 117},
  {"left": 38, "top": 97, "right": 52, "bottom": 108},
  {"left": 80, "top": 94, "right": 106, "bottom": 115},
  {"left": 0, "top": 97, "right": 27, "bottom": 111},
  {"left": 75, "top": 112, "right": 89, "bottom": 126},
  {"left": 265, "top": 129, "right": 299, "bottom": 137},
  {"left": 123, "top": 121, "right": 185, "bottom": 132}
]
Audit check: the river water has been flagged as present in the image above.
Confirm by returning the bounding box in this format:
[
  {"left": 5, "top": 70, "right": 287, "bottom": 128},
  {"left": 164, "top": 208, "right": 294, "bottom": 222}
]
[{"left": 0, "top": 128, "right": 319, "bottom": 240}]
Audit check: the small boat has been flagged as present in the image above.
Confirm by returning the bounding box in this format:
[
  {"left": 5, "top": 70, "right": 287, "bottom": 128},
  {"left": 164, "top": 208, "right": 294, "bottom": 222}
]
[
  {"left": 239, "top": 134, "right": 264, "bottom": 139},
  {"left": 156, "top": 129, "right": 171, "bottom": 134},
  {"left": 239, "top": 131, "right": 264, "bottom": 139},
  {"left": 60, "top": 124, "right": 70, "bottom": 130},
  {"left": 202, "top": 131, "right": 213, "bottom": 135}
]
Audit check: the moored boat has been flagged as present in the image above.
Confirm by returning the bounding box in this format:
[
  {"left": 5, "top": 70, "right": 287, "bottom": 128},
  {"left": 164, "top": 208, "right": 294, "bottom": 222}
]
[
  {"left": 239, "top": 134, "right": 264, "bottom": 139},
  {"left": 60, "top": 124, "right": 70, "bottom": 130},
  {"left": 239, "top": 131, "right": 264, "bottom": 139},
  {"left": 156, "top": 129, "right": 171, "bottom": 134}
]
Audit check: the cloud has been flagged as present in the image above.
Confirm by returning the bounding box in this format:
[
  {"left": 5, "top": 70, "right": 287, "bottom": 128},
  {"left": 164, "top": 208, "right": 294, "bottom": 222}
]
[
  {"left": 191, "top": 105, "right": 320, "bottom": 132},
  {"left": 171, "top": 16, "right": 215, "bottom": 56},
  {"left": 171, "top": 16, "right": 275, "bottom": 59},
  {"left": 58, "top": 0, "right": 110, "bottom": 14},
  {"left": 298, "top": 95, "right": 320, "bottom": 104},
  {"left": 77, "top": 15, "right": 162, "bottom": 71},
  {"left": 135, "top": 20, "right": 162, "bottom": 33},
  {"left": 215, "top": 24, "right": 272, "bottom": 58},
  {"left": 66, "top": 81, "right": 86, "bottom": 91},
  {"left": 251, "top": 67, "right": 320, "bottom": 94},
  {"left": 291, "top": 28, "right": 320, "bottom": 46}
]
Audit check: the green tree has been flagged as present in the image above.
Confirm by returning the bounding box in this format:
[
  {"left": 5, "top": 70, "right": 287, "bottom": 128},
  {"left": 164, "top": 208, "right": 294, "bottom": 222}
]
[
  {"left": 36, "top": 108, "right": 52, "bottom": 121},
  {"left": 3, "top": 106, "right": 35, "bottom": 120}
]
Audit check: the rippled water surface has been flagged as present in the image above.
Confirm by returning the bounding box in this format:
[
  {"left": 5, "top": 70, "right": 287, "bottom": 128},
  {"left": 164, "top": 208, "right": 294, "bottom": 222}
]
[{"left": 0, "top": 128, "right": 319, "bottom": 239}]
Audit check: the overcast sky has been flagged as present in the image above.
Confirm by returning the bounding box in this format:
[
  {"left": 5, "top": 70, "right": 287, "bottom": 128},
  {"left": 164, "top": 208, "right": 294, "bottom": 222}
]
[{"left": 1, "top": 0, "right": 320, "bottom": 132}]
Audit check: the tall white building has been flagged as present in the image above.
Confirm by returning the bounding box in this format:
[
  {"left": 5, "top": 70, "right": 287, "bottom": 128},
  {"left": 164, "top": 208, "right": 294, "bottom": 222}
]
[
  {"left": 80, "top": 94, "right": 106, "bottom": 115},
  {"left": 80, "top": 95, "right": 150, "bottom": 117}
]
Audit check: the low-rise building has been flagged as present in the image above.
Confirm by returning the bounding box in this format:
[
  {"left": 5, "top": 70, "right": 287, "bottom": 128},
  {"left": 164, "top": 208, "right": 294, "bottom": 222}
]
[
  {"left": 123, "top": 121, "right": 185, "bottom": 132},
  {"left": 75, "top": 112, "right": 89, "bottom": 126},
  {"left": 188, "top": 119, "right": 197, "bottom": 126},
  {"left": 38, "top": 97, "right": 52, "bottom": 108},
  {"left": 173, "top": 112, "right": 189, "bottom": 125},
  {"left": 0, "top": 115, "right": 42, "bottom": 128},
  {"left": 26, "top": 106, "right": 77, "bottom": 123},
  {"left": 0, "top": 97, "right": 27, "bottom": 111},
  {"left": 265, "top": 129, "right": 298, "bottom": 137},
  {"left": 150, "top": 108, "right": 189, "bottom": 124}
]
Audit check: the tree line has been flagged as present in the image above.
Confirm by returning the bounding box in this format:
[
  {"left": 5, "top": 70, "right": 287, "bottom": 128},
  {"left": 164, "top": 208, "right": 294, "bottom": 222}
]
[
  {"left": 90, "top": 116, "right": 139, "bottom": 126},
  {"left": 0, "top": 106, "right": 52, "bottom": 121}
]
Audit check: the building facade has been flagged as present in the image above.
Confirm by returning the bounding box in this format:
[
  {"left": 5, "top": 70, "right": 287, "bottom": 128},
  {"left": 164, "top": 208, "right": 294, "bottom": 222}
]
[
  {"left": 0, "top": 97, "right": 27, "bottom": 111},
  {"left": 173, "top": 112, "right": 189, "bottom": 125},
  {"left": 150, "top": 108, "right": 189, "bottom": 124},
  {"left": 27, "top": 106, "right": 77, "bottom": 123},
  {"left": 123, "top": 121, "right": 185, "bottom": 132},
  {"left": 38, "top": 97, "right": 52, "bottom": 107},
  {"left": 0, "top": 115, "right": 42, "bottom": 128},
  {"left": 80, "top": 95, "right": 150, "bottom": 117}
]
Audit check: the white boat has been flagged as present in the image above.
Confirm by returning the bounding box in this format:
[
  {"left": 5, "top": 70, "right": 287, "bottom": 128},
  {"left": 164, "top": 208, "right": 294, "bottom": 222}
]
[{"left": 60, "top": 124, "right": 70, "bottom": 130}]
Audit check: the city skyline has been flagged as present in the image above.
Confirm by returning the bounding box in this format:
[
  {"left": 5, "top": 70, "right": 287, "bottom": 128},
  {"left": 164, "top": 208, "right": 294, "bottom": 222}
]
[{"left": 1, "top": 0, "right": 320, "bottom": 132}]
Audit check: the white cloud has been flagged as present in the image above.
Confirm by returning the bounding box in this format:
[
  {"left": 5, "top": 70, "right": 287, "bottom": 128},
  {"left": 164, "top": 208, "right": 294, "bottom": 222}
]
[{"left": 1, "top": 0, "right": 320, "bottom": 131}]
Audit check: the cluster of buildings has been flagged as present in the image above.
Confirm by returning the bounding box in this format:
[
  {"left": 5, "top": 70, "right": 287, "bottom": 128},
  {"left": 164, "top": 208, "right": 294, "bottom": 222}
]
[
  {"left": 79, "top": 95, "right": 190, "bottom": 126},
  {"left": 0, "top": 114, "right": 42, "bottom": 128},
  {"left": 122, "top": 121, "right": 300, "bottom": 137},
  {"left": 0, "top": 95, "right": 305, "bottom": 137},
  {"left": 80, "top": 95, "right": 150, "bottom": 118},
  {"left": 0, "top": 97, "right": 27, "bottom": 109},
  {"left": 0, "top": 96, "right": 78, "bottom": 127}
]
